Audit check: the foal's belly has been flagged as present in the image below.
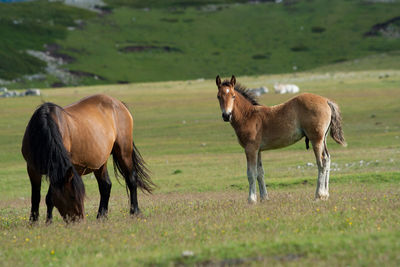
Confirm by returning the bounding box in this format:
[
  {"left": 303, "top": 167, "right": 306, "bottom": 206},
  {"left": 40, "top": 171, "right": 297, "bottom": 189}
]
[{"left": 260, "top": 128, "right": 304, "bottom": 150}]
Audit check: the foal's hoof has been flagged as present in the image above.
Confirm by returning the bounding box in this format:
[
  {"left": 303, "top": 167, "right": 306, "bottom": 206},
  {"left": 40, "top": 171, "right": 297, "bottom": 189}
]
[
  {"left": 260, "top": 196, "right": 270, "bottom": 202},
  {"left": 248, "top": 198, "right": 257, "bottom": 204},
  {"left": 315, "top": 194, "right": 329, "bottom": 201},
  {"left": 45, "top": 219, "right": 53, "bottom": 226}
]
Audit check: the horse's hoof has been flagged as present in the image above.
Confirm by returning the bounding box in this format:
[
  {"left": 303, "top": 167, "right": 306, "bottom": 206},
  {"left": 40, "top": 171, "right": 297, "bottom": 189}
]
[
  {"left": 45, "top": 219, "right": 53, "bottom": 226},
  {"left": 130, "top": 208, "right": 142, "bottom": 217},
  {"left": 96, "top": 213, "right": 108, "bottom": 220},
  {"left": 29, "top": 220, "right": 38, "bottom": 227}
]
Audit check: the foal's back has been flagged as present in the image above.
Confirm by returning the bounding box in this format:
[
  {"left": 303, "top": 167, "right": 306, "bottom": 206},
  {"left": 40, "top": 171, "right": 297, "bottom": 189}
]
[{"left": 258, "top": 93, "right": 332, "bottom": 150}]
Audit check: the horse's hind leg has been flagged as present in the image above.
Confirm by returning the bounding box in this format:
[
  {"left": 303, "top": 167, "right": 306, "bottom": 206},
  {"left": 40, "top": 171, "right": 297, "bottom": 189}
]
[
  {"left": 257, "top": 151, "right": 269, "bottom": 201},
  {"left": 312, "top": 137, "right": 330, "bottom": 200},
  {"left": 113, "top": 145, "right": 140, "bottom": 215},
  {"left": 28, "top": 165, "right": 41, "bottom": 223},
  {"left": 245, "top": 147, "right": 258, "bottom": 204},
  {"left": 94, "top": 163, "right": 112, "bottom": 219}
]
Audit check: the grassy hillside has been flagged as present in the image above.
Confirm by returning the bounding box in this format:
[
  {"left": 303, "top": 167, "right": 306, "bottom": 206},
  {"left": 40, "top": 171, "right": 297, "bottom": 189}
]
[
  {"left": 0, "top": 0, "right": 93, "bottom": 81},
  {"left": 0, "top": 70, "right": 399, "bottom": 265},
  {"left": 1, "top": 0, "right": 400, "bottom": 88}
]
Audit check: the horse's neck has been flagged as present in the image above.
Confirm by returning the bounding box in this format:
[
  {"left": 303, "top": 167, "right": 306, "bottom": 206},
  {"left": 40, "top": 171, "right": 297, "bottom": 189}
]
[{"left": 231, "top": 94, "right": 256, "bottom": 124}]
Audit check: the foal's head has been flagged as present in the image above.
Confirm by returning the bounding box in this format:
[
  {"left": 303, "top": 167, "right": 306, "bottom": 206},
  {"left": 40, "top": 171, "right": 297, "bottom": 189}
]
[
  {"left": 216, "top": 75, "right": 237, "bottom": 122},
  {"left": 52, "top": 169, "right": 85, "bottom": 222}
]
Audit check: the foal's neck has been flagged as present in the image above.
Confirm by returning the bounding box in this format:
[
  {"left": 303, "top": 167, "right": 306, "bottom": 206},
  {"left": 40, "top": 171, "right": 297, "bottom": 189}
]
[{"left": 231, "top": 93, "right": 256, "bottom": 125}]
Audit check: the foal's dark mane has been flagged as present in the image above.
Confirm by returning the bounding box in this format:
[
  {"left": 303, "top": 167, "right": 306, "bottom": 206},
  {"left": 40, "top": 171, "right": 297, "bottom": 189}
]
[{"left": 222, "top": 80, "right": 259, "bottom": 106}]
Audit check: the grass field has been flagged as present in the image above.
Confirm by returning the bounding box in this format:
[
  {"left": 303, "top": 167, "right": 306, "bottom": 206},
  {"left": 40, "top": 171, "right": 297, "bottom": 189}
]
[
  {"left": 0, "top": 69, "right": 399, "bottom": 265},
  {"left": 2, "top": 0, "right": 400, "bottom": 88}
]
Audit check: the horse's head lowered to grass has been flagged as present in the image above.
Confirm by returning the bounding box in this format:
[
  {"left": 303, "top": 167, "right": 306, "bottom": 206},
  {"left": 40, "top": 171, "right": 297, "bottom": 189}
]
[{"left": 50, "top": 167, "right": 86, "bottom": 222}]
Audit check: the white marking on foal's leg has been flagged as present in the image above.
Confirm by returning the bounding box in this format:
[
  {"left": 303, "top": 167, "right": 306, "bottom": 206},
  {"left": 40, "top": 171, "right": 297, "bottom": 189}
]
[
  {"left": 316, "top": 158, "right": 330, "bottom": 201},
  {"left": 247, "top": 168, "right": 257, "bottom": 204},
  {"left": 257, "top": 154, "right": 269, "bottom": 201},
  {"left": 323, "top": 156, "right": 331, "bottom": 199}
]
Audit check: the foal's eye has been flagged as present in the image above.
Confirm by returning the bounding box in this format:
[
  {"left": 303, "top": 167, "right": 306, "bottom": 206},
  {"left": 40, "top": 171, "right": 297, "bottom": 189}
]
[
  {"left": 232, "top": 95, "right": 236, "bottom": 99},
  {"left": 217, "top": 95, "right": 221, "bottom": 99}
]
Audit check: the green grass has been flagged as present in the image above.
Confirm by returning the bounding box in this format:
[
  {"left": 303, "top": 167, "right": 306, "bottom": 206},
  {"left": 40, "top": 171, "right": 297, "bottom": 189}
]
[
  {"left": 2, "top": 0, "right": 400, "bottom": 88},
  {"left": 0, "top": 69, "right": 399, "bottom": 265}
]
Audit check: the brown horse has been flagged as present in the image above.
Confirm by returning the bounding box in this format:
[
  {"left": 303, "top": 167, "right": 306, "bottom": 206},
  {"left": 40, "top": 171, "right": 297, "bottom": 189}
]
[
  {"left": 216, "top": 75, "right": 346, "bottom": 203},
  {"left": 21, "top": 94, "right": 154, "bottom": 223}
]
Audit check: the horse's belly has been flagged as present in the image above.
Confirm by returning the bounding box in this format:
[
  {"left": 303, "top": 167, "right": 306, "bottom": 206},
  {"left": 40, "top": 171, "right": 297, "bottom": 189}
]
[{"left": 69, "top": 143, "right": 113, "bottom": 171}]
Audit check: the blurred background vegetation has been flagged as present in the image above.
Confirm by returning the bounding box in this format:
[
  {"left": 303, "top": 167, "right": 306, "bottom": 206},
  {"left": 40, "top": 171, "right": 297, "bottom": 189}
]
[{"left": 0, "top": 0, "right": 399, "bottom": 88}]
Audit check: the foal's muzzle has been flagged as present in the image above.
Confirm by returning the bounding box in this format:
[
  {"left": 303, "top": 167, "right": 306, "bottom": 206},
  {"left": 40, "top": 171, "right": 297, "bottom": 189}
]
[{"left": 222, "top": 112, "right": 232, "bottom": 122}]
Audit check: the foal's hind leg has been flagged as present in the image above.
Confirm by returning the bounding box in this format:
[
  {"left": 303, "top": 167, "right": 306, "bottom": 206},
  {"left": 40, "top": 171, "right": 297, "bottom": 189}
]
[
  {"left": 94, "top": 163, "right": 112, "bottom": 219},
  {"left": 245, "top": 147, "right": 258, "bottom": 204},
  {"left": 312, "top": 138, "right": 330, "bottom": 200},
  {"left": 323, "top": 140, "right": 331, "bottom": 195},
  {"left": 257, "top": 151, "right": 269, "bottom": 201},
  {"left": 28, "top": 166, "right": 41, "bottom": 223}
]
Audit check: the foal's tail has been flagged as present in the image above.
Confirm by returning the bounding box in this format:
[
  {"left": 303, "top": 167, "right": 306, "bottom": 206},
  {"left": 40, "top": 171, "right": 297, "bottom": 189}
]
[
  {"left": 23, "top": 103, "right": 85, "bottom": 201},
  {"left": 327, "top": 100, "right": 347, "bottom": 147}
]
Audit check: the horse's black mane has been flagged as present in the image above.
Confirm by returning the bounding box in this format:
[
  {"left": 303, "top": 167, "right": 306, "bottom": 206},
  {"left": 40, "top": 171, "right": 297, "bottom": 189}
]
[
  {"left": 222, "top": 80, "right": 260, "bottom": 106},
  {"left": 25, "top": 102, "right": 85, "bottom": 203}
]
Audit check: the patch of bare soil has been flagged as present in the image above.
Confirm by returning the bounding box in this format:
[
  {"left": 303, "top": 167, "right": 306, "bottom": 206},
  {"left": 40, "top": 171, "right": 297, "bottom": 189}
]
[
  {"left": 364, "top": 16, "right": 400, "bottom": 38},
  {"left": 119, "top": 45, "right": 182, "bottom": 53},
  {"left": 68, "top": 70, "right": 106, "bottom": 80},
  {"left": 44, "top": 44, "right": 76, "bottom": 64}
]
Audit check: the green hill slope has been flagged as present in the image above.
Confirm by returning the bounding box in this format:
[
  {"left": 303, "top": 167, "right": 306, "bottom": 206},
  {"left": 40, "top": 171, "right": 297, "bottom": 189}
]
[{"left": 1, "top": 0, "right": 400, "bottom": 88}]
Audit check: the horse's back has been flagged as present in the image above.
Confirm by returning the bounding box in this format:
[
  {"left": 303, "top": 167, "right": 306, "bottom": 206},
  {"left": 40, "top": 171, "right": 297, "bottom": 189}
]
[{"left": 63, "top": 94, "right": 133, "bottom": 170}]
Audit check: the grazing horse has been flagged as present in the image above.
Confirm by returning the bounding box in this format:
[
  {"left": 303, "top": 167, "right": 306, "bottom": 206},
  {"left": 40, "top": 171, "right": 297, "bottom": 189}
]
[
  {"left": 21, "top": 94, "right": 154, "bottom": 223},
  {"left": 216, "top": 75, "right": 346, "bottom": 203}
]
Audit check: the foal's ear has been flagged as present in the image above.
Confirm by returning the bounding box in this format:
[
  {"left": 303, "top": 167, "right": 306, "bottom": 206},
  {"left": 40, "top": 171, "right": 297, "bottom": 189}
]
[
  {"left": 216, "top": 75, "right": 221, "bottom": 87},
  {"left": 230, "top": 75, "right": 236, "bottom": 86}
]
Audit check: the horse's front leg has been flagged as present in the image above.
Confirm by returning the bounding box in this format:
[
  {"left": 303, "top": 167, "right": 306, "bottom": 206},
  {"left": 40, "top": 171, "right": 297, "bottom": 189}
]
[
  {"left": 257, "top": 151, "right": 269, "bottom": 201},
  {"left": 28, "top": 166, "right": 41, "bottom": 223},
  {"left": 45, "top": 186, "right": 54, "bottom": 224},
  {"left": 94, "top": 164, "right": 112, "bottom": 219},
  {"left": 245, "top": 147, "right": 258, "bottom": 204}
]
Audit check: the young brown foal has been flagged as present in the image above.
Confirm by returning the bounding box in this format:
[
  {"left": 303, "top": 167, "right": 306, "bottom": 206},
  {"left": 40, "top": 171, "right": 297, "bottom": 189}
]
[{"left": 216, "top": 75, "right": 346, "bottom": 203}]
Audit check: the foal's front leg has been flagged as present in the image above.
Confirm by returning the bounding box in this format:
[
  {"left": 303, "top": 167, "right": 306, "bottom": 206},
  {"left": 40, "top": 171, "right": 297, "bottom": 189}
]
[
  {"left": 245, "top": 147, "right": 258, "bottom": 204},
  {"left": 257, "top": 151, "right": 269, "bottom": 201}
]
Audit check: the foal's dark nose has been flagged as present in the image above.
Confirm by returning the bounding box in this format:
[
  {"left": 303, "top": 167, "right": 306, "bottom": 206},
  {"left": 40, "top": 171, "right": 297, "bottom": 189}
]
[{"left": 222, "top": 112, "right": 231, "bottom": 122}]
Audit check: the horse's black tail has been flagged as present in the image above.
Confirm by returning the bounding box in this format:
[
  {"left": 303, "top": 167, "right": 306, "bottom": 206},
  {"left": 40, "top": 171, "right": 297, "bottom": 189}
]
[
  {"left": 328, "top": 100, "right": 347, "bottom": 147},
  {"left": 131, "top": 142, "right": 154, "bottom": 193},
  {"left": 24, "top": 103, "right": 85, "bottom": 202},
  {"left": 112, "top": 141, "right": 154, "bottom": 194}
]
